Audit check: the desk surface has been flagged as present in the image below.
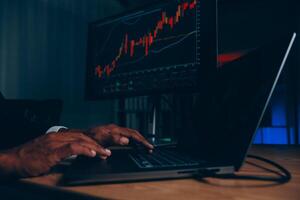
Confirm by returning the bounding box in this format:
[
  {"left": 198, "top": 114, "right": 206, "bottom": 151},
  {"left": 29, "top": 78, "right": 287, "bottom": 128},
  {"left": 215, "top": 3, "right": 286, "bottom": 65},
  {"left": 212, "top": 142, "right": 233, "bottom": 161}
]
[{"left": 19, "top": 145, "right": 300, "bottom": 200}]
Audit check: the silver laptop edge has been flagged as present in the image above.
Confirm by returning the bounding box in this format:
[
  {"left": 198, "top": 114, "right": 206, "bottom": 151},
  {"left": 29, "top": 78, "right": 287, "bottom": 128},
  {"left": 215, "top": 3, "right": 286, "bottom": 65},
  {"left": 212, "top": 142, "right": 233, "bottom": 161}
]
[{"left": 240, "top": 33, "right": 297, "bottom": 170}]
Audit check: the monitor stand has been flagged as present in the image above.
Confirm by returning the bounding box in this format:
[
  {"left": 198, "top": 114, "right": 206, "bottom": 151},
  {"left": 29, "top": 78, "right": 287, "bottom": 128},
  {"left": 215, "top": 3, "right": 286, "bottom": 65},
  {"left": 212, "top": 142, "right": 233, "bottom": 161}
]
[
  {"left": 149, "top": 95, "right": 161, "bottom": 138},
  {"left": 148, "top": 95, "right": 177, "bottom": 147}
]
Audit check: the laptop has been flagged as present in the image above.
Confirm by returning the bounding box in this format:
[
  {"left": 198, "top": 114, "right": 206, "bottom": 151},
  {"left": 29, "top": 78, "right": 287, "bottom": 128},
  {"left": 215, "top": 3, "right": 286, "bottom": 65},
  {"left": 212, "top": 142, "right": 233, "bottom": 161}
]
[{"left": 62, "top": 33, "right": 296, "bottom": 185}]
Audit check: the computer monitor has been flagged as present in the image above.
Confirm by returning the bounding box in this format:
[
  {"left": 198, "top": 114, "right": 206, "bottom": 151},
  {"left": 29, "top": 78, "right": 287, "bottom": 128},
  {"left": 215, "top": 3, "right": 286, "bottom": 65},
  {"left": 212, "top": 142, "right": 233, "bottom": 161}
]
[{"left": 85, "top": 0, "right": 218, "bottom": 99}]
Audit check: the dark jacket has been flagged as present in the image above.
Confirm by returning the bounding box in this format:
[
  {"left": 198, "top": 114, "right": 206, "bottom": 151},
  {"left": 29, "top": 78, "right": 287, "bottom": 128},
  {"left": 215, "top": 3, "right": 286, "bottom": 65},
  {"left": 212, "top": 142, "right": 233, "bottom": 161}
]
[{"left": 0, "top": 93, "right": 62, "bottom": 150}]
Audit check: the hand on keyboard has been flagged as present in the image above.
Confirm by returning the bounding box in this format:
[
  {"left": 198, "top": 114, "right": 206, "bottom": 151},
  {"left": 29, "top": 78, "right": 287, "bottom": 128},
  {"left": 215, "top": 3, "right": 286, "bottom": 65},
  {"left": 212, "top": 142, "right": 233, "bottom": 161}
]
[
  {"left": 130, "top": 139, "right": 153, "bottom": 151},
  {"left": 86, "top": 124, "right": 154, "bottom": 152}
]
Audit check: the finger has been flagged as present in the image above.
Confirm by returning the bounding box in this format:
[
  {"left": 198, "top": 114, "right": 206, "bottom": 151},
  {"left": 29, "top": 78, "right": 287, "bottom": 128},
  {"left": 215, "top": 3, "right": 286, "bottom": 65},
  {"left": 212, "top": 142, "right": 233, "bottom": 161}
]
[
  {"left": 110, "top": 127, "right": 154, "bottom": 149},
  {"left": 119, "top": 137, "right": 130, "bottom": 145},
  {"left": 68, "top": 132, "right": 111, "bottom": 151},
  {"left": 111, "top": 134, "right": 129, "bottom": 146},
  {"left": 78, "top": 141, "right": 111, "bottom": 157},
  {"left": 125, "top": 128, "right": 154, "bottom": 150},
  {"left": 56, "top": 143, "right": 97, "bottom": 159},
  {"left": 92, "top": 127, "right": 129, "bottom": 146},
  {"left": 100, "top": 156, "right": 108, "bottom": 160},
  {"left": 59, "top": 132, "right": 112, "bottom": 157}
]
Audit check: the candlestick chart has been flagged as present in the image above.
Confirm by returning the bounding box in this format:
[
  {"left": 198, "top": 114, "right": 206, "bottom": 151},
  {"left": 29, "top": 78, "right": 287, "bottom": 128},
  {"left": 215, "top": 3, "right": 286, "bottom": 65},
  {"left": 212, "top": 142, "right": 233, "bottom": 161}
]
[{"left": 92, "top": 0, "right": 199, "bottom": 80}]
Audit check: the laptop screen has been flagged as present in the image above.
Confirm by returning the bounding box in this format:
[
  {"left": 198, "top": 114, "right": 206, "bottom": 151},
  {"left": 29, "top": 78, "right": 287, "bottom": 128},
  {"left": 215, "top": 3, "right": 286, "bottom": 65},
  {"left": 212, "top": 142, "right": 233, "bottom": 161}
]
[{"left": 178, "top": 33, "right": 296, "bottom": 169}]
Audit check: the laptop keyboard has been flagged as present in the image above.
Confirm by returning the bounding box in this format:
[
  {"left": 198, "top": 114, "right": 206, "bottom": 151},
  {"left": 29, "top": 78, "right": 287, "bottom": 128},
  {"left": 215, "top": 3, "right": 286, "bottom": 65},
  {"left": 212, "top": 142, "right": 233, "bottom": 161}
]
[{"left": 129, "top": 149, "right": 199, "bottom": 169}]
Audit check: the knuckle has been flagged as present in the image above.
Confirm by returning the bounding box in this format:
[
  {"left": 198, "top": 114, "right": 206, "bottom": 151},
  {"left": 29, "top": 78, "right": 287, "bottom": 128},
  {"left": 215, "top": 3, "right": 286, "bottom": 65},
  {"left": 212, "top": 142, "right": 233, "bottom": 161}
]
[
  {"left": 108, "top": 124, "right": 118, "bottom": 128},
  {"left": 75, "top": 133, "right": 88, "bottom": 140},
  {"left": 73, "top": 132, "right": 83, "bottom": 137},
  {"left": 78, "top": 133, "right": 85, "bottom": 137}
]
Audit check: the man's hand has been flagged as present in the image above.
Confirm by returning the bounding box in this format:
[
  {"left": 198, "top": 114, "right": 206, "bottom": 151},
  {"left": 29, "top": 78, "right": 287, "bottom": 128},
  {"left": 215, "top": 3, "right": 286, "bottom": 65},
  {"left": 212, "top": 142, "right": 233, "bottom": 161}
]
[
  {"left": 86, "top": 124, "right": 154, "bottom": 151},
  {"left": 0, "top": 131, "right": 111, "bottom": 178},
  {"left": 0, "top": 124, "right": 153, "bottom": 179}
]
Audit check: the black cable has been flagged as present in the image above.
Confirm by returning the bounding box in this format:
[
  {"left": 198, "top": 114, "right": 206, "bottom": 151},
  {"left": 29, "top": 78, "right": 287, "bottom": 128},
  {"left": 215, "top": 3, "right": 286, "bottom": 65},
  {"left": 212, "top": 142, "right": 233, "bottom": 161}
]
[
  {"left": 204, "top": 154, "right": 292, "bottom": 185},
  {"left": 246, "top": 154, "right": 292, "bottom": 183}
]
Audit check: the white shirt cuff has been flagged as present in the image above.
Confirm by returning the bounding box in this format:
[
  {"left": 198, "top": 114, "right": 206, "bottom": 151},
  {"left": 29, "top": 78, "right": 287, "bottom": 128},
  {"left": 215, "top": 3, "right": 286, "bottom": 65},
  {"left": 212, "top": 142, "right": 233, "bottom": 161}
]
[{"left": 46, "top": 126, "right": 68, "bottom": 134}]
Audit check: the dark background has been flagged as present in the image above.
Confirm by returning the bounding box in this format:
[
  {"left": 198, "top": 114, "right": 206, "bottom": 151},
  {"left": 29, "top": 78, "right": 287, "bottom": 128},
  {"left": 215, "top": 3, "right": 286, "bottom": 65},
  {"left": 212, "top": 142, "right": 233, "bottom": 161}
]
[{"left": 0, "top": 0, "right": 299, "bottom": 144}]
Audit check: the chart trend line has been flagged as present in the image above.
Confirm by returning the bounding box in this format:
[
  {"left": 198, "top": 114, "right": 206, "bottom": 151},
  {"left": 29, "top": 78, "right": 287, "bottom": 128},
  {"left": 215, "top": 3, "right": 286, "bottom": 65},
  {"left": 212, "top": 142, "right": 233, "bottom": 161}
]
[
  {"left": 95, "top": 0, "right": 197, "bottom": 79},
  {"left": 151, "top": 30, "right": 196, "bottom": 53}
]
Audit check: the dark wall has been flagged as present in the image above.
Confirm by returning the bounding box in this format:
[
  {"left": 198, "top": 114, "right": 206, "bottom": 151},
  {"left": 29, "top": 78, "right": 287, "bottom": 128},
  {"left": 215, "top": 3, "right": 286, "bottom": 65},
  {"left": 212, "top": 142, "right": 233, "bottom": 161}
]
[
  {"left": 0, "top": 0, "right": 145, "bottom": 128},
  {"left": 219, "top": 0, "right": 298, "bottom": 51}
]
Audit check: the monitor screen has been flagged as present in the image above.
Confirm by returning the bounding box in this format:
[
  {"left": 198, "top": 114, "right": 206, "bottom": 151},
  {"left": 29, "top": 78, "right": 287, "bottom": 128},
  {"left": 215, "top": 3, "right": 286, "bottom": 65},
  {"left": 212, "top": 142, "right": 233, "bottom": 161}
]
[{"left": 85, "top": 0, "right": 217, "bottom": 99}]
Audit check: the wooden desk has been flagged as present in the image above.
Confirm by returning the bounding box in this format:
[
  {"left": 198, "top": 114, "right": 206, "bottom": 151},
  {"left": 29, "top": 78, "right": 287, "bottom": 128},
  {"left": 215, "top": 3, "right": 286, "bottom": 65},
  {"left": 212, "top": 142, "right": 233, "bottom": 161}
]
[{"left": 15, "top": 146, "right": 300, "bottom": 200}]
